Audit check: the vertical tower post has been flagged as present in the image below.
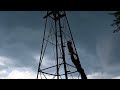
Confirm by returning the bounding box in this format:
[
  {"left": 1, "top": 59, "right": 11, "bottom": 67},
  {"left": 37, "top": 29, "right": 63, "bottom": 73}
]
[
  {"left": 58, "top": 14, "right": 68, "bottom": 79},
  {"left": 54, "top": 12, "right": 59, "bottom": 79}
]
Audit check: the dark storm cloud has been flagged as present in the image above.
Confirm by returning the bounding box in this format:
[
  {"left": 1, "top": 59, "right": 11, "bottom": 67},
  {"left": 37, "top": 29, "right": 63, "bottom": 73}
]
[
  {"left": 0, "top": 11, "right": 119, "bottom": 78},
  {"left": 67, "top": 11, "right": 114, "bottom": 54},
  {"left": 0, "top": 27, "right": 43, "bottom": 70},
  {"left": 66, "top": 11, "right": 117, "bottom": 74},
  {"left": 0, "top": 11, "right": 47, "bottom": 72},
  {"left": 96, "top": 31, "right": 120, "bottom": 74},
  {"left": 0, "top": 11, "right": 45, "bottom": 29}
]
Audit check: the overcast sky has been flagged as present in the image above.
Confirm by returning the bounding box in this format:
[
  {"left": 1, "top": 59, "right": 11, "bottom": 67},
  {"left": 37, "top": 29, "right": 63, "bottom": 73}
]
[{"left": 0, "top": 11, "right": 120, "bottom": 79}]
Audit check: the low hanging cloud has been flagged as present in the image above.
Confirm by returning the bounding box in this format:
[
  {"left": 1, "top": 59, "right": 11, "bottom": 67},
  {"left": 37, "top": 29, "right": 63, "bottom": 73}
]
[
  {"left": 87, "top": 72, "right": 113, "bottom": 79},
  {"left": 0, "top": 55, "right": 38, "bottom": 79},
  {"left": 0, "top": 56, "right": 13, "bottom": 66},
  {"left": 0, "top": 67, "right": 36, "bottom": 79},
  {"left": 87, "top": 72, "right": 120, "bottom": 79}
]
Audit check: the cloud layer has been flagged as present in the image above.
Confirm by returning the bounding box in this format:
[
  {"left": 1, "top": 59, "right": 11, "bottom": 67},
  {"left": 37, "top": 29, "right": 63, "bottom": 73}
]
[{"left": 0, "top": 11, "right": 119, "bottom": 79}]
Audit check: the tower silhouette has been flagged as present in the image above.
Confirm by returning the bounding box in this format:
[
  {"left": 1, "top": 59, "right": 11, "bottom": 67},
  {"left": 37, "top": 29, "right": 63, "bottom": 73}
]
[{"left": 37, "top": 11, "right": 87, "bottom": 79}]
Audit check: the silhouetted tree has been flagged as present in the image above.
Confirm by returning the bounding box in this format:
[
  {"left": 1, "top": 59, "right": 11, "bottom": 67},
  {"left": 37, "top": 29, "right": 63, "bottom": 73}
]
[{"left": 111, "top": 11, "right": 120, "bottom": 33}]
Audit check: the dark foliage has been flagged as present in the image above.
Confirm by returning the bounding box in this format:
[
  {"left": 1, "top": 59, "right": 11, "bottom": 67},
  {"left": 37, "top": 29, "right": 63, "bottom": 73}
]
[{"left": 111, "top": 11, "right": 120, "bottom": 33}]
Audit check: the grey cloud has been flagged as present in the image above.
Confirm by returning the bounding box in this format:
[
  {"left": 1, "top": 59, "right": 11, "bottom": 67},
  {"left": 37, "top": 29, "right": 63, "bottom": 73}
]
[
  {"left": 0, "top": 26, "right": 44, "bottom": 72},
  {"left": 0, "top": 11, "right": 119, "bottom": 79},
  {"left": 96, "top": 30, "right": 120, "bottom": 75},
  {"left": 67, "top": 11, "right": 115, "bottom": 55},
  {"left": 0, "top": 11, "right": 45, "bottom": 29}
]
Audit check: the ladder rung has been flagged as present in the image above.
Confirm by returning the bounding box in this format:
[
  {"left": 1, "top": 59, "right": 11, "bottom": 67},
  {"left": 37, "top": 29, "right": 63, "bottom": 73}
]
[
  {"left": 59, "top": 57, "right": 63, "bottom": 59},
  {"left": 67, "top": 71, "right": 70, "bottom": 72}
]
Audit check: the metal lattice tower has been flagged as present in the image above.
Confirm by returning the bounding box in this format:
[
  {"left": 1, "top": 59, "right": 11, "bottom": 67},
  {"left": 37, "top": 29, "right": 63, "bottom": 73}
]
[{"left": 37, "top": 11, "right": 87, "bottom": 79}]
